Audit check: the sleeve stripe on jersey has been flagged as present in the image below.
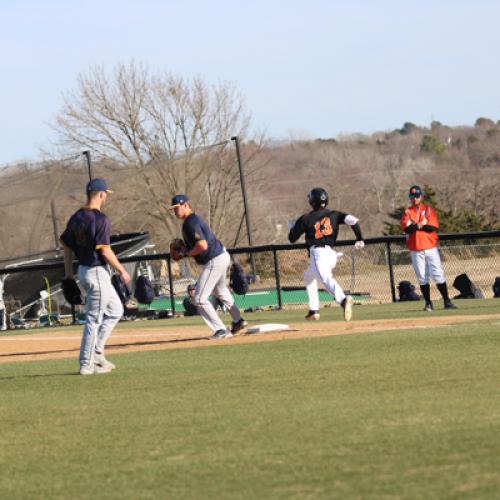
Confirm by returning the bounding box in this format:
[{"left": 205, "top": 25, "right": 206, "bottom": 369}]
[{"left": 95, "top": 244, "right": 111, "bottom": 250}]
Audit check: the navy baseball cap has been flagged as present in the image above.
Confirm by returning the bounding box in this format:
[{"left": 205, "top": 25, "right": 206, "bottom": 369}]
[
  {"left": 408, "top": 185, "right": 423, "bottom": 198},
  {"left": 170, "top": 194, "right": 189, "bottom": 208},
  {"left": 86, "top": 178, "right": 113, "bottom": 194}
]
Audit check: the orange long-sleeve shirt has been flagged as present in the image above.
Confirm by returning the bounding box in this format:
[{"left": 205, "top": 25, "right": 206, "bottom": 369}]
[{"left": 400, "top": 204, "right": 439, "bottom": 251}]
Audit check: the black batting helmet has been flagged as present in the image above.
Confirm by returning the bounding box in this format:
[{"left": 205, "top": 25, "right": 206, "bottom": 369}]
[
  {"left": 308, "top": 187, "right": 329, "bottom": 209},
  {"left": 408, "top": 185, "right": 423, "bottom": 199}
]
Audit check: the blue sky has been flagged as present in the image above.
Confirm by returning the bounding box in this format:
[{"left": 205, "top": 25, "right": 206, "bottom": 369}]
[{"left": 1, "top": 0, "right": 500, "bottom": 165}]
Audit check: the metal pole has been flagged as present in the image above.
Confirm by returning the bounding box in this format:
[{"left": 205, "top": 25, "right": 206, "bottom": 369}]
[
  {"left": 350, "top": 251, "right": 356, "bottom": 293},
  {"left": 167, "top": 257, "right": 176, "bottom": 315},
  {"left": 231, "top": 136, "right": 256, "bottom": 276},
  {"left": 232, "top": 212, "right": 246, "bottom": 249},
  {"left": 386, "top": 241, "right": 397, "bottom": 302},
  {"left": 82, "top": 151, "right": 93, "bottom": 181},
  {"left": 43, "top": 277, "right": 52, "bottom": 326},
  {"left": 50, "top": 199, "right": 60, "bottom": 250},
  {"left": 273, "top": 248, "right": 283, "bottom": 310}
]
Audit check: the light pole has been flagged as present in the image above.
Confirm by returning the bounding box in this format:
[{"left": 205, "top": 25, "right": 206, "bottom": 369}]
[
  {"left": 82, "top": 150, "right": 93, "bottom": 181},
  {"left": 231, "top": 136, "right": 256, "bottom": 276}
]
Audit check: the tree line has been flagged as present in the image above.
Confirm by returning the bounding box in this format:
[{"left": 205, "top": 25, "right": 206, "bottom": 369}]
[{"left": 0, "top": 61, "right": 499, "bottom": 260}]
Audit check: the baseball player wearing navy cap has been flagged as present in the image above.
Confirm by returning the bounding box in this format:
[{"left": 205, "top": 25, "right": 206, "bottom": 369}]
[
  {"left": 60, "top": 178, "right": 131, "bottom": 375},
  {"left": 289, "top": 187, "right": 365, "bottom": 322},
  {"left": 170, "top": 194, "right": 247, "bottom": 339},
  {"left": 401, "top": 185, "right": 456, "bottom": 311}
]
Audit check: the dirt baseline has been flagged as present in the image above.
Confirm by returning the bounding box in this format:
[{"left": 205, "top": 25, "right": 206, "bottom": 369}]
[{"left": 1, "top": 314, "right": 499, "bottom": 365}]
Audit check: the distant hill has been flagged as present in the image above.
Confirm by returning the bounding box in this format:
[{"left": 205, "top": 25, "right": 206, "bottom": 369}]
[{"left": 1, "top": 119, "right": 499, "bottom": 259}]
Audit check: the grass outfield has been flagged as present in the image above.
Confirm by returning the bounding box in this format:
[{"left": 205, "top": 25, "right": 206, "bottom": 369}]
[{"left": 1, "top": 308, "right": 500, "bottom": 498}]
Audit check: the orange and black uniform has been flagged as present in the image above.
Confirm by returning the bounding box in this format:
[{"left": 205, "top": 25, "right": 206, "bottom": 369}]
[
  {"left": 400, "top": 204, "right": 439, "bottom": 251},
  {"left": 400, "top": 187, "right": 456, "bottom": 310}
]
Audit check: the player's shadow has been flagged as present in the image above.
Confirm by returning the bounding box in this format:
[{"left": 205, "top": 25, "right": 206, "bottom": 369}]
[
  {"left": 110, "top": 335, "right": 210, "bottom": 350},
  {"left": 0, "top": 335, "right": 210, "bottom": 379},
  {"left": 0, "top": 372, "right": 80, "bottom": 380},
  {"left": 0, "top": 347, "right": 79, "bottom": 359},
  {"left": 1, "top": 335, "right": 207, "bottom": 361}
]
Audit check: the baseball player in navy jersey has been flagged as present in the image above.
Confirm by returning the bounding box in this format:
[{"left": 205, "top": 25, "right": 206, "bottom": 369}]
[
  {"left": 401, "top": 185, "right": 457, "bottom": 311},
  {"left": 170, "top": 194, "right": 247, "bottom": 339},
  {"left": 60, "top": 178, "right": 131, "bottom": 375},
  {"left": 288, "top": 187, "right": 365, "bottom": 322}
]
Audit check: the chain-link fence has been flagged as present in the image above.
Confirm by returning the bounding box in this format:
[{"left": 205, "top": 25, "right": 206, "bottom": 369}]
[
  {"left": 1, "top": 231, "right": 499, "bottom": 326},
  {"left": 229, "top": 231, "right": 500, "bottom": 310}
]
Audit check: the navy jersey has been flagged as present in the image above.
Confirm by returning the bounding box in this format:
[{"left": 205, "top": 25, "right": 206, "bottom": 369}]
[
  {"left": 182, "top": 213, "right": 224, "bottom": 265},
  {"left": 288, "top": 208, "right": 362, "bottom": 249},
  {"left": 60, "top": 208, "right": 111, "bottom": 267}
]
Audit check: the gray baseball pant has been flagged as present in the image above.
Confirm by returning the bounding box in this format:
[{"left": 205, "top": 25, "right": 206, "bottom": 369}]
[
  {"left": 193, "top": 250, "right": 242, "bottom": 333},
  {"left": 78, "top": 265, "right": 123, "bottom": 368}
]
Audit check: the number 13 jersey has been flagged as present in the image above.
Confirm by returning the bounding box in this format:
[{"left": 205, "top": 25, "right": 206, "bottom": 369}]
[{"left": 289, "top": 209, "right": 361, "bottom": 249}]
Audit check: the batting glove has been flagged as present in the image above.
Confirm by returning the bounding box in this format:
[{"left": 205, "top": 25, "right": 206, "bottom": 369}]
[{"left": 354, "top": 240, "right": 365, "bottom": 250}]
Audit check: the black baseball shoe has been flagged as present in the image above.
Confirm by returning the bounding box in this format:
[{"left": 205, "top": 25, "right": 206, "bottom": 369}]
[
  {"left": 424, "top": 302, "right": 434, "bottom": 312},
  {"left": 444, "top": 300, "right": 457, "bottom": 310},
  {"left": 305, "top": 310, "right": 320, "bottom": 321},
  {"left": 230, "top": 318, "right": 248, "bottom": 334}
]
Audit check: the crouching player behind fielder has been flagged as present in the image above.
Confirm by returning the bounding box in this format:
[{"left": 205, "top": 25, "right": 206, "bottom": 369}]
[
  {"left": 400, "top": 185, "right": 456, "bottom": 311},
  {"left": 288, "top": 187, "right": 365, "bottom": 322},
  {"left": 60, "top": 178, "right": 131, "bottom": 375}
]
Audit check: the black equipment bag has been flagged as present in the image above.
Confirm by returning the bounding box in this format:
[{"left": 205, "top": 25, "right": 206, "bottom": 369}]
[
  {"left": 452, "top": 273, "right": 484, "bottom": 299},
  {"left": 397, "top": 280, "right": 420, "bottom": 301},
  {"left": 230, "top": 263, "right": 249, "bottom": 295},
  {"left": 493, "top": 277, "right": 500, "bottom": 298},
  {"left": 111, "top": 274, "right": 132, "bottom": 305},
  {"left": 134, "top": 275, "right": 155, "bottom": 305}
]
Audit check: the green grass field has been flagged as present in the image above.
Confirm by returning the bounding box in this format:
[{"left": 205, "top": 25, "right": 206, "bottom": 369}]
[{"left": 1, "top": 300, "right": 500, "bottom": 499}]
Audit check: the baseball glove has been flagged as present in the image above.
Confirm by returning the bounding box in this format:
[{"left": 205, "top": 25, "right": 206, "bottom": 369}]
[
  {"left": 170, "top": 238, "right": 187, "bottom": 261},
  {"left": 61, "top": 278, "right": 83, "bottom": 305}
]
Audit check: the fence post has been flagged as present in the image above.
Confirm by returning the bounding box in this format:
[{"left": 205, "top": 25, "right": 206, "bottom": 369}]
[
  {"left": 386, "top": 241, "right": 397, "bottom": 302},
  {"left": 167, "top": 257, "right": 176, "bottom": 315},
  {"left": 273, "top": 248, "right": 283, "bottom": 310}
]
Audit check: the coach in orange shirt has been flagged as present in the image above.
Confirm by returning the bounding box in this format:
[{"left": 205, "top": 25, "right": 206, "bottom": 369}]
[{"left": 401, "top": 185, "right": 457, "bottom": 311}]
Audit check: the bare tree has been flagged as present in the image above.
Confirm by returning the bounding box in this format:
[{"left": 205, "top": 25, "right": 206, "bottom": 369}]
[{"left": 51, "top": 61, "right": 254, "bottom": 240}]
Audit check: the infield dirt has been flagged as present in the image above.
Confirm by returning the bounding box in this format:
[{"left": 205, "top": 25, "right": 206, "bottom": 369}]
[{"left": 1, "top": 314, "right": 499, "bottom": 364}]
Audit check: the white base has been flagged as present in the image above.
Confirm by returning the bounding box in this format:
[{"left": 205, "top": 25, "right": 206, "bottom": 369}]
[{"left": 246, "top": 323, "right": 289, "bottom": 334}]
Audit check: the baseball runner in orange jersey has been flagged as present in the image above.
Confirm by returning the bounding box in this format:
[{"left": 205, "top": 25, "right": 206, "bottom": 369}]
[
  {"left": 288, "top": 187, "right": 365, "bottom": 322},
  {"left": 400, "top": 185, "right": 457, "bottom": 311}
]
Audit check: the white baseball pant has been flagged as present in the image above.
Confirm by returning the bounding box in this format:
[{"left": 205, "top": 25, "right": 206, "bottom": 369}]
[
  {"left": 193, "top": 250, "right": 242, "bottom": 333},
  {"left": 410, "top": 247, "right": 446, "bottom": 285},
  {"left": 305, "top": 246, "right": 346, "bottom": 311},
  {"left": 78, "top": 265, "right": 124, "bottom": 368}
]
